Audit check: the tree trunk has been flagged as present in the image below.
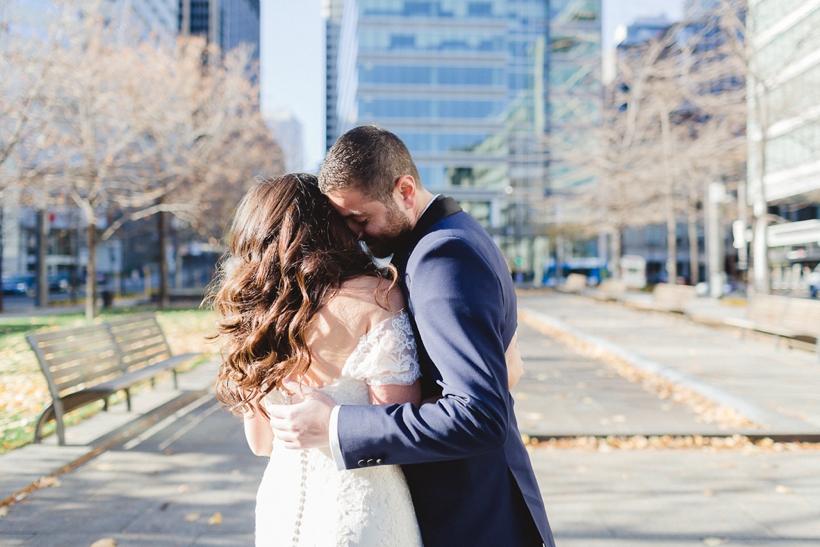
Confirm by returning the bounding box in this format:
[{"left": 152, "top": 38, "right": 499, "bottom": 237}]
[
  {"left": 753, "top": 215, "right": 770, "bottom": 294},
  {"left": 658, "top": 103, "right": 677, "bottom": 285},
  {"left": 610, "top": 227, "right": 622, "bottom": 279},
  {"left": 86, "top": 223, "right": 97, "bottom": 320},
  {"left": 667, "top": 211, "right": 678, "bottom": 284},
  {"left": 36, "top": 209, "right": 49, "bottom": 308},
  {"left": 158, "top": 209, "right": 169, "bottom": 310},
  {"left": 688, "top": 204, "right": 699, "bottom": 285}
]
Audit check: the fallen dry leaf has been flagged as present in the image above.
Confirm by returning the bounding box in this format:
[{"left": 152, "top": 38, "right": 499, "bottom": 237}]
[
  {"left": 775, "top": 485, "right": 793, "bottom": 494},
  {"left": 208, "top": 512, "right": 222, "bottom": 525},
  {"left": 702, "top": 538, "right": 726, "bottom": 546},
  {"left": 703, "top": 489, "right": 715, "bottom": 497},
  {"left": 0, "top": 507, "right": 8, "bottom": 518},
  {"left": 90, "top": 539, "right": 117, "bottom": 547},
  {"left": 37, "top": 476, "right": 61, "bottom": 488},
  {"left": 184, "top": 513, "right": 200, "bottom": 522}
]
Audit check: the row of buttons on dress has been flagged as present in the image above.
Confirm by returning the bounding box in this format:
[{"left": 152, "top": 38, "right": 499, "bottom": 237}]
[{"left": 357, "top": 458, "right": 384, "bottom": 467}]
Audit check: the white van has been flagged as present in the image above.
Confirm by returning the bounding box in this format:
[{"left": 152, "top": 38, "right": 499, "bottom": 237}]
[{"left": 620, "top": 255, "right": 647, "bottom": 289}]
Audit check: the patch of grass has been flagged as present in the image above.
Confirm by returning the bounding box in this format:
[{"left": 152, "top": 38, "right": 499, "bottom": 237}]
[{"left": 0, "top": 306, "right": 218, "bottom": 453}]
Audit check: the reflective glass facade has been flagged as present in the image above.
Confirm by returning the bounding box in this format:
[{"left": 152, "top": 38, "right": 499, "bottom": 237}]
[
  {"left": 325, "top": 0, "right": 601, "bottom": 233},
  {"left": 548, "top": 0, "right": 602, "bottom": 192},
  {"left": 343, "top": 0, "right": 511, "bottom": 204},
  {"left": 749, "top": 0, "right": 820, "bottom": 202}
]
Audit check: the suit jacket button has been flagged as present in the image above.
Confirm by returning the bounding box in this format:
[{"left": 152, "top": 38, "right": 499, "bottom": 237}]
[
  {"left": 375, "top": 458, "right": 384, "bottom": 465},
  {"left": 357, "top": 459, "right": 367, "bottom": 467},
  {"left": 366, "top": 459, "right": 376, "bottom": 466}
]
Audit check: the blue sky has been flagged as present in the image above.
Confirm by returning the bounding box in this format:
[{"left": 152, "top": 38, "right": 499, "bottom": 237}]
[{"left": 260, "top": 0, "right": 685, "bottom": 172}]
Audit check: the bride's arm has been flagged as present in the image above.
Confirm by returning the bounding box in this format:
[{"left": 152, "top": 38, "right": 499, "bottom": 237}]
[
  {"left": 369, "top": 381, "right": 422, "bottom": 407},
  {"left": 244, "top": 399, "right": 274, "bottom": 457}
]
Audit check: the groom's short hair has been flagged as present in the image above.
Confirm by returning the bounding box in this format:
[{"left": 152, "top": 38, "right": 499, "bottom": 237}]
[{"left": 319, "top": 125, "right": 421, "bottom": 202}]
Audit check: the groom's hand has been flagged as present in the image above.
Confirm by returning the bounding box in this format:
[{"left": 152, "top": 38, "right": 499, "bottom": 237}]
[{"left": 268, "top": 381, "right": 334, "bottom": 449}]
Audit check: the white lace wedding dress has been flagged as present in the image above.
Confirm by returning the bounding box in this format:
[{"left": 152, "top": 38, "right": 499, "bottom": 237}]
[{"left": 256, "top": 312, "right": 424, "bottom": 547}]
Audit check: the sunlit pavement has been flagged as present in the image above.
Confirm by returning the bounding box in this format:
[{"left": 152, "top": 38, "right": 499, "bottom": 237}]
[
  {"left": 517, "top": 292, "right": 820, "bottom": 436},
  {"left": 0, "top": 397, "right": 264, "bottom": 547},
  {"left": 533, "top": 448, "right": 820, "bottom": 546},
  {"left": 2, "top": 294, "right": 820, "bottom": 546}
]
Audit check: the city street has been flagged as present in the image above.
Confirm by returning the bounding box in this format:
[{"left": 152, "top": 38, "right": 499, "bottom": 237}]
[{"left": 1, "top": 294, "right": 819, "bottom": 546}]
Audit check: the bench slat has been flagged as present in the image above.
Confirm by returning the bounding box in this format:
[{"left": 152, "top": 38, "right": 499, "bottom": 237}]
[
  {"left": 122, "top": 347, "right": 170, "bottom": 368},
  {"left": 37, "top": 330, "right": 114, "bottom": 350},
  {"left": 105, "top": 312, "right": 157, "bottom": 325},
  {"left": 114, "top": 331, "right": 166, "bottom": 349},
  {"left": 55, "top": 362, "right": 123, "bottom": 392},
  {"left": 107, "top": 318, "right": 162, "bottom": 334},
  {"left": 33, "top": 325, "right": 112, "bottom": 345},
  {"left": 40, "top": 343, "right": 120, "bottom": 369}
]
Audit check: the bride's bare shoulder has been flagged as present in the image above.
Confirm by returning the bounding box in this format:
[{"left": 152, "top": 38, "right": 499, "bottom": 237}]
[{"left": 332, "top": 275, "right": 405, "bottom": 319}]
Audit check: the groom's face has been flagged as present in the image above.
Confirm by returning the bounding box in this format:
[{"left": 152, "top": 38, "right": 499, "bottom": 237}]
[{"left": 326, "top": 187, "right": 413, "bottom": 258}]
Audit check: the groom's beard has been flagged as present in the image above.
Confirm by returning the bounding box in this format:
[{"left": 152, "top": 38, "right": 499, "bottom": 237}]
[{"left": 361, "top": 203, "right": 413, "bottom": 258}]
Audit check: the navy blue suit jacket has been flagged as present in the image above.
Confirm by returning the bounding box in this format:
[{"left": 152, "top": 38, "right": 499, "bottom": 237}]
[{"left": 337, "top": 196, "right": 555, "bottom": 547}]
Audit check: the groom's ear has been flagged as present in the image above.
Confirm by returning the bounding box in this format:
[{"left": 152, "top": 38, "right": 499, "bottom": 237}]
[{"left": 395, "top": 175, "right": 417, "bottom": 210}]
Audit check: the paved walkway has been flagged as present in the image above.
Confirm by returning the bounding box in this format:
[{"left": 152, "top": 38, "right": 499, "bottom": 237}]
[
  {"left": 513, "top": 322, "right": 730, "bottom": 437},
  {"left": 0, "top": 393, "right": 264, "bottom": 547},
  {"left": 3, "top": 293, "right": 820, "bottom": 546},
  {"left": 518, "top": 293, "right": 820, "bottom": 436},
  {"left": 533, "top": 447, "right": 820, "bottom": 546}
]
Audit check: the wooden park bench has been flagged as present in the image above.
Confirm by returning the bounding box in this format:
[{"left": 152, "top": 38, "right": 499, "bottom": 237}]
[
  {"left": 27, "top": 312, "right": 201, "bottom": 445},
  {"left": 626, "top": 283, "right": 697, "bottom": 314},
  {"left": 558, "top": 273, "right": 588, "bottom": 294},
  {"left": 723, "top": 294, "right": 820, "bottom": 353},
  {"left": 589, "top": 278, "right": 627, "bottom": 302}
]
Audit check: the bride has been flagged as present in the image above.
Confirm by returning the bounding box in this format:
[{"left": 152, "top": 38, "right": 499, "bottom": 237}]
[
  {"left": 211, "top": 173, "right": 424, "bottom": 546},
  {"left": 211, "top": 173, "right": 524, "bottom": 546}
]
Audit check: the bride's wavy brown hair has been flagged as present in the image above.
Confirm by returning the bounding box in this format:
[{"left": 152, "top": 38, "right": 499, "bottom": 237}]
[{"left": 210, "top": 173, "right": 392, "bottom": 415}]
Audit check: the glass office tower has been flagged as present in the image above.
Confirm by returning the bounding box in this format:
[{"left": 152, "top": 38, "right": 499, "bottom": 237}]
[
  {"left": 325, "top": 0, "right": 601, "bottom": 267},
  {"left": 548, "top": 0, "right": 602, "bottom": 193}
]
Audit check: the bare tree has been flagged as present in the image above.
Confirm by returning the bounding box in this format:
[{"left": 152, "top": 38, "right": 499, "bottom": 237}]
[
  {"left": 562, "top": 9, "right": 746, "bottom": 285},
  {"left": 9, "top": 1, "right": 283, "bottom": 318}
]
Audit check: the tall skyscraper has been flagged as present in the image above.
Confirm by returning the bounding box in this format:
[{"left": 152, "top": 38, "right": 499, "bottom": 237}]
[
  {"left": 123, "top": 0, "right": 179, "bottom": 38},
  {"left": 266, "top": 109, "right": 305, "bottom": 172},
  {"left": 327, "top": 0, "right": 514, "bottom": 228},
  {"left": 747, "top": 0, "right": 820, "bottom": 282},
  {"left": 178, "top": 0, "right": 259, "bottom": 56},
  {"left": 179, "top": 0, "right": 221, "bottom": 44},
  {"left": 547, "top": 0, "right": 602, "bottom": 193},
  {"left": 325, "top": 0, "right": 601, "bottom": 254},
  {"left": 222, "top": 0, "right": 260, "bottom": 58}
]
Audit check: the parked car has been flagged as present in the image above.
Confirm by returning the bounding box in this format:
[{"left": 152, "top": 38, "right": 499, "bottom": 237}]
[
  {"left": 1, "top": 274, "right": 35, "bottom": 295},
  {"left": 48, "top": 274, "right": 72, "bottom": 293},
  {"left": 809, "top": 264, "right": 820, "bottom": 298}
]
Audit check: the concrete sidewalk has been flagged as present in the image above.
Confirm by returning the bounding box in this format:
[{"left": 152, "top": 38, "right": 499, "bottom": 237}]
[
  {"left": 518, "top": 292, "right": 820, "bottom": 437},
  {"left": 1, "top": 364, "right": 818, "bottom": 547},
  {"left": 0, "top": 359, "right": 220, "bottom": 507}
]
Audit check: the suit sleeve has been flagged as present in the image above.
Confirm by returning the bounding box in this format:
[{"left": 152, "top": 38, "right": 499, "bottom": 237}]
[{"left": 335, "top": 236, "right": 512, "bottom": 468}]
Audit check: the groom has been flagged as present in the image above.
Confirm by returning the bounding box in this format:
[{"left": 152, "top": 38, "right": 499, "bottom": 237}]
[{"left": 269, "top": 125, "right": 555, "bottom": 547}]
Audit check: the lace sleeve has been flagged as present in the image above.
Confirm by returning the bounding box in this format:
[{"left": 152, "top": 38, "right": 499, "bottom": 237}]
[{"left": 344, "top": 312, "right": 421, "bottom": 386}]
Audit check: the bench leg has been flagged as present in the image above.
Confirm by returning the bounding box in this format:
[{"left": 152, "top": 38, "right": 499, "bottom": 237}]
[
  {"left": 33, "top": 408, "right": 51, "bottom": 444},
  {"left": 103, "top": 396, "right": 109, "bottom": 411},
  {"left": 125, "top": 388, "right": 132, "bottom": 412},
  {"left": 173, "top": 369, "right": 178, "bottom": 390}
]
